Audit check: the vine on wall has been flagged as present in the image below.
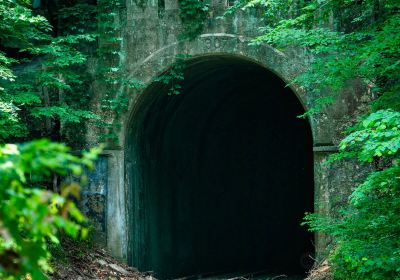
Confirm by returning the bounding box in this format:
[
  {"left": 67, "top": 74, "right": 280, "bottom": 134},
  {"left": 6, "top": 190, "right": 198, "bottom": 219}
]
[
  {"left": 96, "top": 0, "right": 145, "bottom": 144},
  {"left": 155, "top": 0, "right": 210, "bottom": 97},
  {"left": 154, "top": 54, "right": 190, "bottom": 95},
  {"left": 178, "top": 0, "right": 209, "bottom": 40}
]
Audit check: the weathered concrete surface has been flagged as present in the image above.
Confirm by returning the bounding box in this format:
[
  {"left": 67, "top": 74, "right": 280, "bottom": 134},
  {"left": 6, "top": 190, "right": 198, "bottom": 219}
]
[
  {"left": 81, "top": 150, "right": 127, "bottom": 260},
  {"left": 81, "top": 156, "right": 108, "bottom": 245},
  {"left": 103, "top": 150, "right": 127, "bottom": 260},
  {"left": 83, "top": 0, "right": 373, "bottom": 274}
]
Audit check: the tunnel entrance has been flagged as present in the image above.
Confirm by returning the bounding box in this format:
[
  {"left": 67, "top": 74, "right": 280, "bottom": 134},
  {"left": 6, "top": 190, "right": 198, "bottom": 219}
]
[{"left": 126, "top": 55, "right": 314, "bottom": 279}]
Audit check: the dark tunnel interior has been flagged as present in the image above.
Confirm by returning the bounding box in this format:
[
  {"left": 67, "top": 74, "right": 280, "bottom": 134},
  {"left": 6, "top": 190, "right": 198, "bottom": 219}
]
[{"left": 128, "top": 56, "right": 314, "bottom": 279}]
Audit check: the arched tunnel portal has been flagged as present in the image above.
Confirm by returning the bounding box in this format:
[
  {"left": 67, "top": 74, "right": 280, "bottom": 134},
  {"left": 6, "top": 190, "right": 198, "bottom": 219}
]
[{"left": 126, "top": 55, "right": 314, "bottom": 279}]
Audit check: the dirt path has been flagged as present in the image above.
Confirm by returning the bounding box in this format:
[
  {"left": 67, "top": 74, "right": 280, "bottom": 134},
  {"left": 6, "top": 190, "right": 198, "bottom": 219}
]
[{"left": 49, "top": 239, "right": 329, "bottom": 280}]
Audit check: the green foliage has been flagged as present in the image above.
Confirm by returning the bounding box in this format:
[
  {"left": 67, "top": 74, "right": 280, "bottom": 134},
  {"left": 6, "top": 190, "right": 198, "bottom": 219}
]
[
  {"left": 305, "top": 153, "right": 400, "bottom": 279},
  {"left": 0, "top": 2, "right": 107, "bottom": 279},
  {"left": 0, "top": 0, "right": 103, "bottom": 146},
  {"left": 330, "top": 110, "right": 400, "bottom": 162},
  {"left": 178, "top": 0, "right": 209, "bottom": 40},
  {"left": 0, "top": 139, "right": 100, "bottom": 279},
  {"left": 0, "top": 0, "right": 51, "bottom": 53},
  {"left": 303, "top": 110, "right": 400, "bottom": 279},
  {"left": 0, "top": 0, "right": 45, "bottom": 142},
  {"left": 154, "top": 55, "right": 188, "bottom": 95}
]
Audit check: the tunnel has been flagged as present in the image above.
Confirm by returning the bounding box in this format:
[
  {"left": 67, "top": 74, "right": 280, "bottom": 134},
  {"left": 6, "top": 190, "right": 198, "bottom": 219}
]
[{"left": 126, "top": 55, "right": 314, "bottom": 279}]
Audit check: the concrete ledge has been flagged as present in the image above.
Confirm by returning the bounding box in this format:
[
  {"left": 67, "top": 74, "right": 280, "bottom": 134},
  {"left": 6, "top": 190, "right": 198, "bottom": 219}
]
[{"left": 313, "top": 145, "right": 338, "bottom": 152}]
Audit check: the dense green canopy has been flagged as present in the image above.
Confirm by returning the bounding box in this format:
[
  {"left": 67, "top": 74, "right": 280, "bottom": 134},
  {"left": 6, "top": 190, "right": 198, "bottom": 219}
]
[{"left": 0, "top": 0, "right": 399, "bottom": 279}]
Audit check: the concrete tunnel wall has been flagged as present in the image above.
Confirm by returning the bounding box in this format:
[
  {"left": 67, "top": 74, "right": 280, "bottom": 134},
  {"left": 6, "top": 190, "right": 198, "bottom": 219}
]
[{"left": 125, "top": 56, "right": 315, "bottom": 279}]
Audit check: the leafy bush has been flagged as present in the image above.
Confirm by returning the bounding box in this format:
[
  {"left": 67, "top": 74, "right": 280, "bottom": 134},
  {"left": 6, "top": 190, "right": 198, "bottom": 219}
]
[
  {"left": 304, "top": 109, "right": 400, "bottom": 279},
  {"left": 178, "top": 0, "right": 209, "bottom": 39},
  {"left": 0, "top": 139, "right": 99, "bottom": 279},
  {"left": 0, "top": 0, "right": 99, "bottom": 145}
]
